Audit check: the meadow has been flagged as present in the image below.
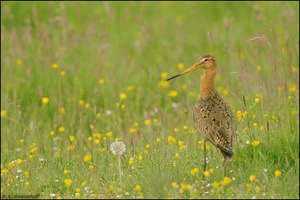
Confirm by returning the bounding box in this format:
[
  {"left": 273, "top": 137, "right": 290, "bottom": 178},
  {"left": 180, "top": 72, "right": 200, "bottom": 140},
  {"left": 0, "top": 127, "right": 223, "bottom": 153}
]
[{"left": 1, "top": 1, "right": 299, "bottom": 199}]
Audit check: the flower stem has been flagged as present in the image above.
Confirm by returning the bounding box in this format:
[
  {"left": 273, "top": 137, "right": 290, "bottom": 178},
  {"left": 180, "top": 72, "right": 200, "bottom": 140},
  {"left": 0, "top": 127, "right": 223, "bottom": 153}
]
[{"left": 118, "top": 154, "right": 122, "bottom": 186}]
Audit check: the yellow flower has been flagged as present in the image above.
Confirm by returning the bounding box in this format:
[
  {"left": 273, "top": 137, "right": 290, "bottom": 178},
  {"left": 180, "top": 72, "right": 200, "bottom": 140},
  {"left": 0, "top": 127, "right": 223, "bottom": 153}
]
[
  {"left": 275, "top": 170, "right": 281, "bottom": 177},
  {"left": 129, "top": 128, "right": 137, "bottom": 134},
  {"left": 20, "top": 139, "right": 24, "bottom": 143},
  {"left": 1, "top": 110, "right": 7, "bottom": 118},
  {"left": 253, "top": 123, "right": 258, "bottom": 127},
  {"left": 209, "top": 168, "right": 214, "bottom": 173},
  {"left": 119, "top": 93, "right": 127, "bottom": 100},
  {"left": 138, "top": 155, "right": 143, "bottom": 161},
  {"left": 8, "top": 162, "right": 15, "bottom": 169},
  {"left": 203, "top": 170, "right": 210, "bottom": 177},
  {"left": 212, "top": 181, "right": 219, "bottom": 189},
  {"left": 2, "top": 169, "right": 8, "bottom": 174},
  {"left": 52, "top": 63, "right": 58, "bottom": 69},
  {"left": 106, "top": 131, "right": 112, "bottom": 137},
  {"left": 251, "top": 140, "right": 260, "bottom": 147},
  {"left": 289, "top": 85, "right": 297, "bottom": 93},
  {"left": 291, "top": 66, "right": 297, "bottom": 73},
  {"left": 191, "top": 168, "right": 199, "bottom": 176},
  {"left": 172, "top": 182, "right": 177, "bottom": 188},
  {"left": 42, "top": 97, "right": 49, "bottom": 104},
  {"left": 220, "top": 177, "right": 232, "bottom": 186},
  {"left": 69, "top": 135, "right": 75, "bottom": 142},
  {"left": 17, "top": 159, "right": 23, "bottom": 164},
  {"left": 88, "top": 137, "right": 93, "bottom": 142},
  {"left": 180, "top": 183, "right": 187, "bottom": 190},
  {"left": 25, "top": 182, "right": 29, "bottom": 186},
  {"left": 99, "top": 79, "right": 105, "bottom": 85},
  {"left": 64, "top": 179, "right": 73, "bottom": 187},
  {"left": 75, "top": 193, "right": 81, "bottom": 198},
  {"left": 156, "top": 138, "right": 161, "bottom": 143},
  {"left": 50, "top": 130, "right": 55, "bottom": 136},
  {"left": 161, "top": 72, "right": 168, "bottom": 79},
  {"left": 60, "top": 71, "right": 66, "bottom": 76},
  {"left": 255, "top": 97, "right": 260, "bottom": 103},
  {"left": 223, "top": 89, "right": 228, "bottom": 96},
  {"left": 89, "top": 165, "right": 94, "bottom": 169},
  {"left": 255, "top": 186, "right": 260, "bottom": 191},
  {"left": 145, "top": 144, "right": 150, "bottom": 149},
  {"left": 256, "top": 65, "right": 262, "bottom": 71},
  {"left": 169, "top": 90, "right": 178, "bottom": 98},
  {"left": 134, "top": 122, "right": 138, "bottom": 127},
  {"left": 96, "top": 113, "right": 101, "bottom": 119},
  {"left": 127, "top": 85, "right": 134, "bottom": 91},
  {"left": 174, "top": 128, "right": 179, "bottom": 132},
  {"left": 67, "top": 145, "right": 75, "bottom": 151},
  {"left": 109, "top": 185, "right": 114, "bottom": 191},
  {"left": 64, "top": 170, "right": 68, "bottom": 174},
  {"left": 16, "top": 59, "right": 23, "bottom": 65},
  {"left": 85, "top": 103, "right": 90, "bottom": 109},
  {"left": 78, "top": 100, "right": 84, "bottom": 105},
  {"left": 159, "top": 80, "right": 169, "bottom": 88},
  {"left": 24, "top": 171, "right": 29, "bottom": 177},
  {"left": 259, "top": 126, "right": 264, "bottom": 131},
  {"left": 94, "top": 139, "right": 100, "bottom": 144},
  {"left": 82, "top": 182, "right": 87, "bottom": 186},
  {"left": 201, "top": 143, "right": 210, "bottom": 150},
  {"left": 249, "top": 175, "right": 255, "bottom": 182},
  {"left": 178, "top": 141, "right": 184, "bottom": 146},
  {"left": 58, "top": 126, "right": 65, "bottom": 132},
  {"left": 144, "top": 119, "right": 151, "bottom": 126},
  {"left": 168, "top": 135, "right": 176, "bottom": 144},
  {"left": 84, "top": 155, "right": 92, "bottom": 162},
  {"left": 144, "top": 150, "right": 148, "bottom": 154},
  {"left": 135, "top": 184, "right": 142, "bottom": 191},
  {"left": 178, "top": 63, "right": 184, "bottom": 70},
  {"left": 59, "top": 107, "right": 65, "bottom": 113},
  {"left": 245, "top": 183, "right": 251, "bottom": 190},
  {"left": 129, "top": 157, "right": 134, "bottom": 165},
  {"left": 121, "top": 104, "right": 126, "bottom": 109}
]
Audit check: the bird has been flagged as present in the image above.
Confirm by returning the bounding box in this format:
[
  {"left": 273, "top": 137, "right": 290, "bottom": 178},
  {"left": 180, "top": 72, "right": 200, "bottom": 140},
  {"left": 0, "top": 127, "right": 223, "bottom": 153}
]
[{"left": 167, "top": 54, "right": 235, "bottom": 176}]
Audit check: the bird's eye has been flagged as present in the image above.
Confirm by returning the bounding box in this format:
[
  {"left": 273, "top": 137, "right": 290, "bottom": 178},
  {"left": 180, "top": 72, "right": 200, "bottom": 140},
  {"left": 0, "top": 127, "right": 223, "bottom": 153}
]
[{"left": 204, "top": 58, "right": 208, "bottom": 62}]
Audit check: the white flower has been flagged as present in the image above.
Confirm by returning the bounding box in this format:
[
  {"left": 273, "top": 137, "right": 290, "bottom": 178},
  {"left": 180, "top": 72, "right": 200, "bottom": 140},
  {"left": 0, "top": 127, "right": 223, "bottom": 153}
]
[{"left": 110, "top": 141, "right": 126, "bottom": 155}]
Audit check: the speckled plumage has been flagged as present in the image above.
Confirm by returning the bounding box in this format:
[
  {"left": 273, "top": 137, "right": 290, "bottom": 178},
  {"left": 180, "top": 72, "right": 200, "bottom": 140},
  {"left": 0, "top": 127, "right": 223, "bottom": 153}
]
[{"left": 193, "top": 92, "right": 235, "bottom": 161}]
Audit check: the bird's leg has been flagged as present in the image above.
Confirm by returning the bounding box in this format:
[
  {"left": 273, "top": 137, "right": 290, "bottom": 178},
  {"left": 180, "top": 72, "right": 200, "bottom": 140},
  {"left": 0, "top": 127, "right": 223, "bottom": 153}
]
[
  {"left": 203, "top": 139, "right": 207, "bottom": 178},
  {"left": 223, "top": 160, "right": 227, "bottom": 177}
]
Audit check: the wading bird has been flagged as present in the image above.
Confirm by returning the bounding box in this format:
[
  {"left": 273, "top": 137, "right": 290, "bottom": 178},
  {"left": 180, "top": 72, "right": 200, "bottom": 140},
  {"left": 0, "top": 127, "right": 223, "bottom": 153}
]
[{"left": 167, "top": 54, "right": 235, "bottom": 176}]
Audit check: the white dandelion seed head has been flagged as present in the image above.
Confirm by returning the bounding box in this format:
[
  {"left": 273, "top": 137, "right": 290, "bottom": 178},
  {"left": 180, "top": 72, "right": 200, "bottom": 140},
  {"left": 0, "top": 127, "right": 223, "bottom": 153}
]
[
  {"left": 246, "top": 140, "right": 250, "bottom": 144},
  {"left": 110, "top": 141, "right": 126, "bottom": 155}
]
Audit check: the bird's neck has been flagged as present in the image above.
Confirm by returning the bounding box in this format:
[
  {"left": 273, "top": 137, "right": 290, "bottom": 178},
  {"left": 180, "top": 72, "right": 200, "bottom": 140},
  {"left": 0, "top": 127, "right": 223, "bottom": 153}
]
[{"left": 200, "top": 69, "right": 217, "bottom": 99}]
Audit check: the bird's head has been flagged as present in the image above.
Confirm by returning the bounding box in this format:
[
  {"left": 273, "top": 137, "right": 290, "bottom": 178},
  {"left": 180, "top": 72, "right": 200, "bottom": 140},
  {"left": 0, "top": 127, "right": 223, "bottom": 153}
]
[{"left": 167, "top": 54, "right": 216, "bottom": 81}]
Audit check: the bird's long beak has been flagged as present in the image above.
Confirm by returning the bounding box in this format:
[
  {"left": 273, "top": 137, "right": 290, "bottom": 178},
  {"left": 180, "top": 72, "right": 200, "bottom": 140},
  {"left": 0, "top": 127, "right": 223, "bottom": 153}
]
[{"left": 166, "top": 63, "right": 201, "bottom": 81}]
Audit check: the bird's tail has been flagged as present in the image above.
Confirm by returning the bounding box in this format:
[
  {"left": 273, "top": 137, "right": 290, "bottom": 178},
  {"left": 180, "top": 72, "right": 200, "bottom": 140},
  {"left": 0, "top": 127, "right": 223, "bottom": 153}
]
[{"left": 221, "top": 150, "right": 233, "bottom": 162}]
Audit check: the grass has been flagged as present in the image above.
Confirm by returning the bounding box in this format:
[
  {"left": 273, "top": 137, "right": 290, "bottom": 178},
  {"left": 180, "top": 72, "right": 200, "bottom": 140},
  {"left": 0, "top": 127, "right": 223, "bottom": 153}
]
[{"left": 1, "top": 1, "right": 299, "bottom": 199}]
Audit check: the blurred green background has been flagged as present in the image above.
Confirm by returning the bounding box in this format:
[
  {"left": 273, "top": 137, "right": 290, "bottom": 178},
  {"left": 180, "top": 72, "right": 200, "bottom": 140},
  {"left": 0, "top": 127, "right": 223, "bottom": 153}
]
[{"left": 1, "top": 1, "right": 299, "bottom": 199}]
